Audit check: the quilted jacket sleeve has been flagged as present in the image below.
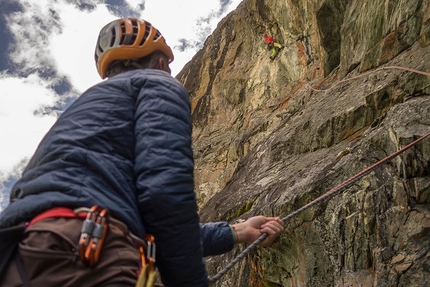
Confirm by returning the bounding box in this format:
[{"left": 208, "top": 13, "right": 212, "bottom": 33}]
[
  {"left": 200, "top": 222, "right": 235, "bottom": 257},
  {"left": 133, "top": 71, "right": 208, "bottom": 287}
]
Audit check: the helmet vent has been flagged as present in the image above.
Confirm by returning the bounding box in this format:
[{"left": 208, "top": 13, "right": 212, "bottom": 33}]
[
  {"left": 140, "top": 24, "right": 151, "bottom": 46},
  {"left": 120, "top": 22, "right": 137, "bottom": 45},
  {"left": 120, "top": 23, "right": 126, "bottom": 45},
  {"left": 154, "top": 31, "right": 161, "bottom": 41},
  {"left": 131, "top": 20, "right": 139, "bottom": 44},
  {"left": 110, "top": 28, "right": 116, "bottom": 47}
]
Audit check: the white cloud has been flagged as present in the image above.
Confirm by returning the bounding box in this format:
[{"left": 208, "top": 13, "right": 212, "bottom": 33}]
[
  {"left": 124, "top": 0, "right": 146, "bottom": 9},
  {"left": 6, "top": 0, "right": 61, "bottom": 72},
  {"left": 49, "top": 3, "right": 116, "bottom": 92},
  {"left": 0, "top": 73, "right": 57, "bottom": 173}
]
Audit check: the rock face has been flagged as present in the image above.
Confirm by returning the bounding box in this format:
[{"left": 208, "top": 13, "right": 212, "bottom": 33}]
[{"left": 176, "top": 0, "right": 430, "bottom": 286}]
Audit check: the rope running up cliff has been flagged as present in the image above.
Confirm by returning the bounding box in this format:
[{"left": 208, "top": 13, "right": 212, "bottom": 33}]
[
  {"left": 209, "top": 64, "right": 430, "bottom": 285},
  {"left": 310, "top": 65, "right": 430, "bottom": 92},
  {"left": 209, "top": 130, "right": 430, "bottom": 284}
]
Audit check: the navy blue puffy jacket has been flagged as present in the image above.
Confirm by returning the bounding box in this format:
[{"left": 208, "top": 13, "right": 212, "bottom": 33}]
[{"left": 0, "top": 69, "right": 234, "bottom": 286}]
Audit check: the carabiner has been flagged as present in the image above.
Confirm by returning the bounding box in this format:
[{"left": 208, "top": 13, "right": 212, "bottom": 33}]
[
  {"left": 144, "top": 234, "right": 156, "bottom": 268},
  {"left": 79, "top": 206, "right": 100, "bottom": 263},
  {"left": 86, "top": 208, "right": 109, "bottom": 267}
]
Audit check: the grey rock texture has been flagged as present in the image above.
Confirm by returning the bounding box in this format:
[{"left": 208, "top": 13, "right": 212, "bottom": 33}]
[{"left": 176, "top": 0, "right": 430, "bottom": 286}]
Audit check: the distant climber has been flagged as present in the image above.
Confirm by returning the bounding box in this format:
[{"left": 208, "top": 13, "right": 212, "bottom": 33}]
[{"left": 263, "top": 34, "right": 283, "bottom": 60}]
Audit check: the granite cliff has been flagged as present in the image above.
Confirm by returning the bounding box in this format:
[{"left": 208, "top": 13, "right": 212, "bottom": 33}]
[{"left": 176, "top": 0, "right": 430, "bottom": 286}]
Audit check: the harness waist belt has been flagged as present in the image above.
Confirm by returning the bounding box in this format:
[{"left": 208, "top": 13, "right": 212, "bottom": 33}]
[
  {"left": 28, "top": 207, "right": 86, "bottom": 227},
  {"left": 27, "top": 207, "right": 146, "bottom": 248}
]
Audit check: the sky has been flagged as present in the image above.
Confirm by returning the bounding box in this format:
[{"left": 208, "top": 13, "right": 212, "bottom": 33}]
[{"left": 0, "top": 0, "right": 243, "bottom": 212}]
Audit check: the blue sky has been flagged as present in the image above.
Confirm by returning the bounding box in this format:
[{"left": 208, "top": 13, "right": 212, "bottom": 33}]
[{"left": 0, "top": 0, "right": 242, "bottom": 212}]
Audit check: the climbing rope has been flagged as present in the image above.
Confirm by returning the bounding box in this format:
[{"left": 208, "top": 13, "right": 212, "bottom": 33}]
[
  {"left": 209, "top": 131, "right": 430, "bottom": 284},
  {"left": 310, "top": 65, "right": 430, "bottom": 92}
]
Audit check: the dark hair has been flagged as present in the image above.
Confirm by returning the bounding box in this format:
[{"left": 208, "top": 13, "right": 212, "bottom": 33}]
[{"left": 105, "top": 51, "right": 169, "bottom": 78}]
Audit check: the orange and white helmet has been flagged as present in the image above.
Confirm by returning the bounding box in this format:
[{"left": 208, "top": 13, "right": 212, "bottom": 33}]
[{"left": 95, "top": 18, "right": 174, "bottom": 79}]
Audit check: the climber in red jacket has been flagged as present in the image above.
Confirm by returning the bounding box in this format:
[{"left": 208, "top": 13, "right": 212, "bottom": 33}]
[{"left": 263, "top": 34, "right": 283, "bottom": 60}]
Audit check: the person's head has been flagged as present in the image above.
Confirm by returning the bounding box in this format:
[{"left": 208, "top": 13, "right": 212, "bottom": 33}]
[{"left": 95, "top": 18, "right": 174, "bottom": 79}]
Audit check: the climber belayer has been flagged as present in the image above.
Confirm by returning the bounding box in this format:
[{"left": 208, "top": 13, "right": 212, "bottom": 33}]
[
  {"left": 263, "top": 34, "right": 283, "bottom": 60},
  {"left": 0, "top": 17, "right": 284, "bottom": 287}
]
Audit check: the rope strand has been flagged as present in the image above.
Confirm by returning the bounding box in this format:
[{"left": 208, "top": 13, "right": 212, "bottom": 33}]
[
  {"left": 310, "top": 65, "right": 430, "bottom": 92},
  {"left": 209, "top": 131, "right": 430, "bottom": 284}
]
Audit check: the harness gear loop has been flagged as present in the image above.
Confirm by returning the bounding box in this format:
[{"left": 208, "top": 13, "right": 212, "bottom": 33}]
[
  {"left": 75, "top": 206, "right": 151, "bottom": 267},
  {"left": 75, "top": 206, "right": 157, "bottom": 286}
]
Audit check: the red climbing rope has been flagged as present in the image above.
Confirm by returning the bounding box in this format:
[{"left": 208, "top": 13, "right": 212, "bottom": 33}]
[
  {"left": 310, "top": 65, "right": 430, "bottom": 92},
  {"left": 209, "top": 131, "right": 430, "bottom": 284}
]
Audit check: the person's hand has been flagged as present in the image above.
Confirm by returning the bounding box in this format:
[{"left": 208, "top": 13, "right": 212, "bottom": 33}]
[{"left": 232, "top": 216, "right": 284, "bottom": 247}]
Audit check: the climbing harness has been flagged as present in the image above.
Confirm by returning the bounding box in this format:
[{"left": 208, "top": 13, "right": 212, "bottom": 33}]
[
  {"left": 26, "top": 206, "right": 157, "bottom": 287},
  {"left": 209, "top": 131, "right": 430, "bottom": 284}
]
